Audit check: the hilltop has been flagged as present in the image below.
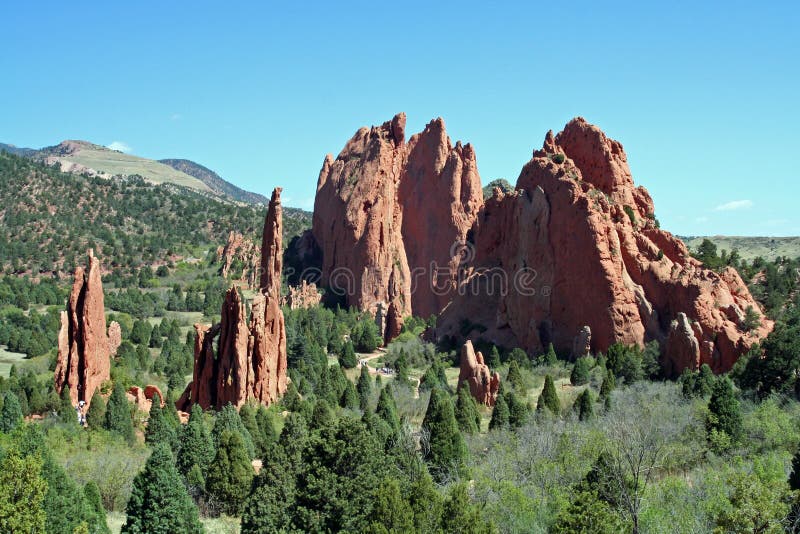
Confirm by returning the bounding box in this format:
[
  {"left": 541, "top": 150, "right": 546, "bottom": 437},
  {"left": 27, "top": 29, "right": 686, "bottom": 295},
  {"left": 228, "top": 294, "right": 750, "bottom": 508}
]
[{"left": 683, "top": 236, "right": 800, "bottom": 261}]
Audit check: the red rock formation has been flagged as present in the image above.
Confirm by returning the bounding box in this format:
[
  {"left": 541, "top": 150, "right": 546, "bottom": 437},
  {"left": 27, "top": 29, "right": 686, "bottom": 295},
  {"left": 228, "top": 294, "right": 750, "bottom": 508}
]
[
  {"left": 439, "top": 118, "right": 772, "bottom": 374},
  {"left": 283, "top": 280, "right": 322, "bottom": 309},
  {"left": 458, "top": 340, "right": 500, "bottom": 406},
  {"left": 311, "top": 114, "right": 483, "bottom": 340},
  {"left": 54, "top": 250, "right": 119, "bottom": 407},
  {"left": 127, "top": 385, "right": 165, "bottom": 413},
  {"left": 178, "top": 189, "right": 287, "bottom": 410},
  {"left": 218, "top": 231, "right": 260, "bottom": 289}
]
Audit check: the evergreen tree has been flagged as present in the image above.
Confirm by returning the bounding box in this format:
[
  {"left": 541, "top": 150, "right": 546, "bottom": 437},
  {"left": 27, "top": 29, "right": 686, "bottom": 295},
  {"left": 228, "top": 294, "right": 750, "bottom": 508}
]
[
  {"left": 340, "top": 380, "right": 360, "bottom": 410},
  {"left": 0, "top": 391, "right": 23, "bottom": 432},
  {"left": 366, "top": 478, "right": 415, "bottom": 533},
  {"left": 506, "top": 390, "right": 529, "bottom": 428},
  {"left": 59, "top": 385, "right": 75, "bottom": 424},
  {"left": 790, "top": 445, "right": 800, "bottom": 491},
  {"left": 339, "top": 340, "right": 357, "bottom": 369},
  {"left": 310, "top": 399, "right": 336, "bottom": 430},
  {"left": 206, "top": 430, "right": 254, "bottom": 516},
  {"left": 552, "top": 489, "right": 624, "bottom": 534},
  {"left": 122, "top": 443, "right": 202, "bottom": 533},
  {"left": 575, "top": 389, "right": 594, "bottom": 421},
  {"left": 212, "top": 403, "right": 255, "bottom": 459},
  {"left": 454, "top": 382, "right": 481, "bottom": 435},
  {"left": 376, "top": 386, "right": 400, "bottom": 432},
  {"left": 537, "top": 374, "right": 561, "bottom": 415},
  {"left": 409, "top": 473, "right": 445, "bottom": 532},
  {"left": 489, "top": 392, "right": 510, "bottom": 431},
  {"left": 145, "top": 393, "right": 176, "bottom": 449},
  {"left": 507, "top": 360, "right": 526, "bottom": 393},
  {"left": 105, "top": 382, "right": 135, "bottom": 443},
  {"left": 697, "top": 364, "right": 715, "bottom": 396},
  {"left": 239, "top": 404, "right": 264, "bottom": 455},
  {"left": 41, "top": 456, "right": 102, "bottom": 534},
  {"left": 544, "top": 343, "right": 558, "bottom": 365},
  {"left": 599, "top": 367, "right": 615, "bottom": 400},
  {"left": 0, "top": 448, "right": 47, "bottom": 533},
  {"left": 255, "top": 405, "right": 277, "bottom": 454},
  {"left": 357, "top": 364, "right": 372, "bottom": 411},
  {"left": 707, "top": 377, "right": 743, "bottom": 448},
  {"left": 487, "top": 346, "right": 501, "bottom": 368},
  {"left": 83, "top": 481, "right": 110, "bottom": 534},
  {"left": 571, "top": 357, "right": 592, "bottom": 386},
  {"left": 85, "top": 391, "right": 106, "bottom": 430},
  {"left": 441, "top": 482, "right": 495, "bottom": 533},
  {"left": 422, "top": 388, "right": 467, "bottom": 481},
  {"left": 177, "top": 405, "right": 214, "bottom": 481}
]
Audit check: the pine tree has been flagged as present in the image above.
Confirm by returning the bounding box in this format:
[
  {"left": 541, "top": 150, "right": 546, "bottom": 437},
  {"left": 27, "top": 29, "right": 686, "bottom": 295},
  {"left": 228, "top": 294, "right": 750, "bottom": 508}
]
[
  {"left": 367, "top": 478, "right": 415, "bottom": 533},
  {"left": 145, "top": 393, "right": 176, "bottom": 449},
  {"left": 599, "top": 367, "right": 615, "bottom": 400},
  {"left": 409, "top": 473, "right": 445, "bottom": 532},
  {"left": 441, "top": 482, "right": 494, "bottom": 533},
  {"left": 571, "top": 357, "right": 592, "bottom": 386},
  {"left": 85, "top": 390, "right": 106, "bottom": 429},
  {"left": 507, "top": 360, "right": 526, "bottom": 394},
  {"left": 212, "top": 403, "right": 255, "bottom": 459},
  {"left": 422, "top": 388, "right": 467, "bottom": 481},
  {"left": 487, "top": 346, "right": 501, "bottom": 368},
  {"left": 339, "top": 340, "right": 357, "bottom": 369},
  {"left": 59, "top": 385, "right": 75, "bottom": 424},
  {"left": 357, "top": 364, "right": 372, "bottom": 411},
  {"left": 506, "top": 390, "right": 529, "bottom": 428},
  {"left": 376, "top": 386, "right": 400, "bottom": 432},
  {"left": 0, "top": 391, "right": 23, "bottom": 433},
  {"left": 239, "top": 404, "right": 265, "bottom": 455},
  {"left": 310, "top": 399, "right": 336, "bottom": 430},
  {"left": 489, "top": 392, "right": 510, "bottom": 430},
  {"left": 83, "top": 481, "right": 110, "bottom": 534},
  {"left": 575, "top": 389, "right": 594, "bottom": 421},
  {"left": 255, "top": 405, "right": 277, "bottom": 453},
  {"left": 105, "top": 382, "right": 135, "bottom": 443},
  {"left": 552, "top": 488, "right": 624, "bottom": 534},
  {"left": 206, "top": 430, "right": 254, "bottom": 516},
  {"left": 707, "top": 377, "right": 743, "bottom": 446},
  {"left": 122, "top": 443, "right": 202, "bottom": 533},
  {"left": 537, "top": 374, "right": 561, "bottom": 415},
  {"left": 177, "top": 404, "right": 214, "bottom": 481},
  {"left": 454, "top": 382, "right": 481, "bottom": 435},
  {"left": 545, "top": 343, "right": 558, "bottom": 365},
  {"left": 340, "top": 380, "right": 360, "bottom": 410},
  {"left": 0, "top": 448, "right": 47, "bottom": 533}
]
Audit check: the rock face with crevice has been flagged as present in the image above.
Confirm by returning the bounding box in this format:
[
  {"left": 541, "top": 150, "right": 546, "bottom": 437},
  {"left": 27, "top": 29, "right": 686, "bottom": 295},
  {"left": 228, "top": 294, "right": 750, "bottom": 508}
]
[
  {"left": 458, "top": 340, "right": 500, "bottom": 406},
  {"left": 311, "top": 113, "right": 483, "bottom": 340},
  {"left": 438, "top": 118, "right": 772, "bottom": 374},
  {"left": 54, "top": 250, "right": 119, "bottom": 407},
  {"left": 178, "top": 188, "right": 287, "bottom": 410},
  {"left": 218, "top": 231, "right": 260, "bottom": 289}
]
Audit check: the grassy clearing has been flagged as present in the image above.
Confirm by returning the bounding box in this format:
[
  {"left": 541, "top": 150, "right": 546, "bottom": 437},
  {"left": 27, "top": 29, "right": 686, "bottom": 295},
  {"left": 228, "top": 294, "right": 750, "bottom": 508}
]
[
  {"left": 107, "top": 512, "right": 241, "bottom": 533},
  {"left": 0, "top": 344, "right": 27, "bottom": 377},
  {"left": 683, "top": 236, "right": 800, "bottom": 261}
]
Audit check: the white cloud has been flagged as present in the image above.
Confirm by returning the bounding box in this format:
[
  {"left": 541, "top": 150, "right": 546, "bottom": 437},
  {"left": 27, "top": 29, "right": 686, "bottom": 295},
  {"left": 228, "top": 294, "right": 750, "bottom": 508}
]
[
  {"left": 714, "top": 199, "right": 753, "bottom": 211},
  {"left": 107, "top": 141, "right": 132, "bottom": 153}
]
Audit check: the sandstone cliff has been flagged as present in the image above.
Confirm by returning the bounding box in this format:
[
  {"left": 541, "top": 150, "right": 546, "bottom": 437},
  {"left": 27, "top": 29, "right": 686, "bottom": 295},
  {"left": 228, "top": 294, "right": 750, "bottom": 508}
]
[
  {"left": 438, "top": 118, "right": 771, "bottom": 374},
  {"left": 54, "top": 250, "right": 119, "bottom": 407},
  {"left": 218, "top": 231, "right": 260, "bottom": 289},
  {"left": 311, "top": 114, "right": 483, "bottom": 340},
  {"left": 178, "top": 188, "right": 288, "bottom": 410}
]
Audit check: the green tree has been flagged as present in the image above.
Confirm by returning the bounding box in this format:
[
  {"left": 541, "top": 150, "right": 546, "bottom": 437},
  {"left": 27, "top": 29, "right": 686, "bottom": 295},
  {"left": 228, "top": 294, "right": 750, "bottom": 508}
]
[
  {"left": 441, "top": 482, "right": 495, "bottom": 533},
  {"left": 707, "top": 377, "right": 743, "bottom": 450},
  {"left": 422, "top": 388, "right": 467, "bottom": 481},
  {"left": 537, "top": 374, "right": 560, "bottom": 415},
  {"left": 104, "top": 382, "right": 134, "bottom": 443},
  {"left": 454, "top": 382, "right": 481, "bottom": 435},
  {"left": 506, "top": 390, "right": 529, "bottom": 428},
  {"left": 552, "top": 489, "right": 624, "bottom": 534},
  {"left": 0, "top": 448, "right": 47, "bottom": 533},
  {"left": 507, "top": 360, "right": 526, "bottom": 393},
  {"left": 145, "top": 393, "right": 176, "bottom": 450},
  {"left": 130, "top": 319, "right": 152, "bottom": 346},
  {"left": 409, "top": 473, "right": 445, "bottom": 532},
  {"left": 606, "top": 343, "right": 644, "bottom": 384},
  {"left": 489, "top": 392, "right": 510, "bottom": 431},
  {"left": 339, "top": 340, "right": 357, "bottom": 369},
  {"left": 58, "top": 385, "right": 75, "bottom": 424},
  {"left": 714, "top": 471, "right": 789, "bottom": 534},
  {"left": 366, "top": 478, "right": 415, "bottom": 533},
  {"left": 743, "top": 305, "right": 762, "bottom": 332},
  {"left": 357, "top": 364, "right": 373, "bottom": 411},
  {"left": 122, "top": 443, "right": 202, "bottom": 533},
  {"left": 575, "top": 389, "right": 594, "bottom": 421},
  {"left": 376, "top": 386, "right": 400, "bottom": 432},
  {"left": 790, "top": 445, "right": 800, "bottom": 491},
  {"left": 83, "top": 481, "right": 110, "bottom": 534},
  {"left": 206, "top": 430, "right": 254, "bottom": 516},
  {"left": 599, "top": 367, "right": 615, "bottom": 401},
  {"left": 212, "top": 403, "right": 255, "bottom": 459},
  {"left": 0, "top": 391, "right": 23, "bottom": 433},
  {"left": 571, "top": 357, "right": 592, "bottom": 386},
  {"left": 340, "top": 380, "right": 360, "bottom": 410},
  {"left": 85, "top": 391, "right": 106, "bottom": 430}
]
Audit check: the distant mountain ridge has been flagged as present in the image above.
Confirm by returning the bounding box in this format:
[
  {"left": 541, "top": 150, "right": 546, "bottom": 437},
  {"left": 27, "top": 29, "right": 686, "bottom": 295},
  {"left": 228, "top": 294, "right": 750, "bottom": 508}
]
[
  {"left": 159, "top": 158, "right": 268, "bottom": 204},
  {"left": 0, "top": 139, "right": 268, "bottom": 204}
]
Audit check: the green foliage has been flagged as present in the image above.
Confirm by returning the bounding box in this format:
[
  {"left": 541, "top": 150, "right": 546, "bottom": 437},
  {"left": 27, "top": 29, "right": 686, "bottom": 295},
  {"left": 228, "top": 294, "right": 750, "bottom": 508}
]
[
  {"left": 507, "top": 360, "right": 526, "bottom": 393},
  {"left": 506, "top": 390, "right": 529, "bottom": 428},
  {"left": 177, "top": 404, "right": 215, "bottom": 482},
  {"left": 0, "top": 448, "right": 47, "bottom": 533},
  {"left": 623, "top": 204, "right": 636, "bottom": 225},
  {"left": 357, "top": 364, "right": 372, "bottom": 411},
  {"left": 144, "top": 393, "right": 177, "bottom": 450},
  {"left": 680, "top": 363, "right": 715, "bottom": 398},
  {"left": 420, "top": 360, "right": 450, "bottom": 392},
  {"left": 606, "top": 342, "right": 644, "bottom": 384},
  {"left": 206, "top": 430, "right": 254, "bottom": 516},
  {"left": 422, "top": 388, "right": 467, "bottom": 482},
  {"left": 104, "top": 382, "right": 135, "bottom": 443},
  {"left": 599, "top": 367, "right": 615, "bottom": 400},
  {"left": 713, "top": 470, "right": 790, "bottom": 533},
  {"left": 575, "top": 389, "right": 594, "bottom": 421},
  {"left": 122, "top": 443, "right": 202, "bottom": 533},
  {"left": 339, "top": 340, "right": 357, "bottom": 369},
  {"left": 441, "top": 482, "right": 496, "bottom": 533},
  {"left": 83, "top": 481, "right": 110, "bottom": 534},
  {"left": 376, "top": 386, "right": 400, "bottom": 432},
  {"left": 537, "top": 374, "right": 561, "bottom": 415},
  {"left": 706, "top": 377, "right": 743, "bottom": 451},
  {"left": 551, "top": 153, "right": 566, "bottom": 165},
  {"left": 85, "top": 390, "right": 106, "bottom": 429},
  {"left": 489, "top": 392, "right": 510, "bottom": 430},
  {"left": 366, "top": 478, "right": 415, "bottom": 533},
  {"left": 455, "top": 382, "right": 481, "bottom": 435},
  {"left": 212, "top": 403, "right": 255, "bottom": 459},
  {"left": 570, "top": 357, "right": 592, "bottom": 386},
  {"left": 552, "top": 489, "right": 624, "bottom": 534},
  {"left": 743, "top": 305, "right": 761, "bottom": 332},
  {"left": 352, "top": 316, "right": 382, "bottom": 352},
  {"left": 0, "top": 391, "right": 23, "bottom": 432}
]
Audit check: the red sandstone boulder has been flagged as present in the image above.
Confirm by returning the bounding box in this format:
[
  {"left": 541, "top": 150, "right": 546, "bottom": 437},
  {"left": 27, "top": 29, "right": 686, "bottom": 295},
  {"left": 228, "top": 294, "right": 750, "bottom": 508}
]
[
  {"left": 127, "top": 385, "right": 166, "bottom": 413},
  {"left": 54, "top": 250, "right": 118, "bottom": 407},
  {"left": 438, "top": 118, "right": 772, "bottom": 374},
  {"left": 458, "top": 340, "right": 500, "bottom": 406},
  {"left": 218, "top": 231, "right": 260, "bottom": 289},
  {"left": 312, "top": 114, "right": 484, "bottom": 341},
  {"left": 178, "top": 188, "right": 288, "bottom": 411}
]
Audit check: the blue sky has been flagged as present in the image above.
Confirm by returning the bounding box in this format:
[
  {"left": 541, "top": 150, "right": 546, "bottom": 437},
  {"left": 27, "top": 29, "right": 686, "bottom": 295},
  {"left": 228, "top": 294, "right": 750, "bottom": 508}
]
[{"left": 1, "top": 1, "right": 798, "bottom": 236}]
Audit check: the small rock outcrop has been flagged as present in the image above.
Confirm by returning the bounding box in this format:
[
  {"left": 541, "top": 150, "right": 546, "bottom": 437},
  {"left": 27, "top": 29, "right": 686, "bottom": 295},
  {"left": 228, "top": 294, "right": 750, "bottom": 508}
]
[
  {"left": 218, "top": 231, "right": 260, "bottom": 289},
  {"left": 439, "top": 118, "right": 772, "bottom": 374},
  {"left": 54, "top": 250, "right": 119, "bottom": 407},
  {"left": 178, "top": 188, "right": 287, "bottom": 411},
  {"left": 458, "top": 340, "right": 500, "bottom": 406},
  {"left": 572, "top": 326, "right": 592, "bottom": 359},
  {"left": 283, "top": 280, "right": 322, "bottom": 309},
  {"left": 312, "top": 114, "right": 483, "bottom": 341},
  {"left": 127, "top": 385, "right": 166, "bottom": 413}
]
